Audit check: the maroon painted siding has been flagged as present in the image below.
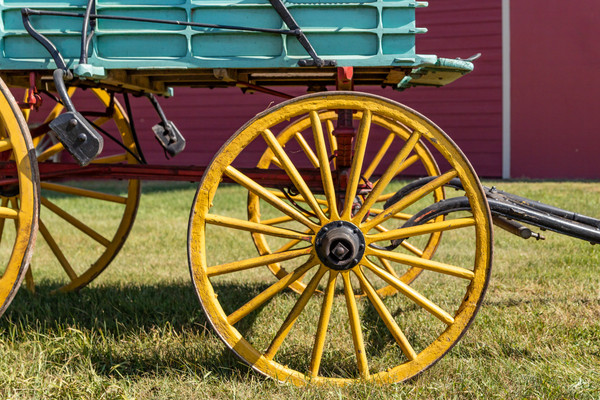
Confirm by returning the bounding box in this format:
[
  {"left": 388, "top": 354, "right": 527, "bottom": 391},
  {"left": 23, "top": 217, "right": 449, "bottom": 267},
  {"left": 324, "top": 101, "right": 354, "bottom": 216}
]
[
  {"left": 69, "top": 1, "right": 502, "bottom": 177},
  {"left": 510, "top": 0, "right": 600, "bottom": 179},
  {"left": 387, "top": 1, "right": 503, "bottom": 177}
]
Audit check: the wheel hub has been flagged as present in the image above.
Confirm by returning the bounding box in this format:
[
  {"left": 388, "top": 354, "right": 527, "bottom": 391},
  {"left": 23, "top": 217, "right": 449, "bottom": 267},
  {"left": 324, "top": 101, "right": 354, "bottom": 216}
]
[{"left": 314, "top": 221, "right": 365, "bottom": 270}]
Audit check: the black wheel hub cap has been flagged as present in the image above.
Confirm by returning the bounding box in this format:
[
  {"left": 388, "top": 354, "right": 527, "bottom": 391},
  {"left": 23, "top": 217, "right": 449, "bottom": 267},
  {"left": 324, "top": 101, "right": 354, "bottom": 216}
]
[{"left": 314, "top": 221, "right": 366, "bottom": 271}]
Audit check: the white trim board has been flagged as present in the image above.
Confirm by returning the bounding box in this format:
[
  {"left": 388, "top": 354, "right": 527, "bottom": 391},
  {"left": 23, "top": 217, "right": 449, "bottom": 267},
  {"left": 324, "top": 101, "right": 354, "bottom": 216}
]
[{"left": 502, "top": 0, "right": 511, "bottom": 179}]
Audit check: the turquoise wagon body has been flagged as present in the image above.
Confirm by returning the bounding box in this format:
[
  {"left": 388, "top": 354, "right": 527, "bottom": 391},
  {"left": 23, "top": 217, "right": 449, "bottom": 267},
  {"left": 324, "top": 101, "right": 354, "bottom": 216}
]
[{"left": 0, "top": 1, "right": 474, "bottom": 92}]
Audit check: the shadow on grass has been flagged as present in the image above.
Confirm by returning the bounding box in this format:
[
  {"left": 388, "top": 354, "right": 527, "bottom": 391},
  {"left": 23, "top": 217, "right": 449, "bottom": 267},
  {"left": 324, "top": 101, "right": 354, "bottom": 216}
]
[{"left": 0, "top": 280, "right": 274, "bottom": 381}]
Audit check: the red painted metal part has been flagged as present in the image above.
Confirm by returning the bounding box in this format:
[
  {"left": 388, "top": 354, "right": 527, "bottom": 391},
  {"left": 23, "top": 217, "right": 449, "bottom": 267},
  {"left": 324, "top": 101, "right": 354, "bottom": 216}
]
[
  {"left": 0, "top": 161, "right": 328, "bottom": 190},
  {"left": 17, "top": 72, "right": 42, "bottom": 110}
]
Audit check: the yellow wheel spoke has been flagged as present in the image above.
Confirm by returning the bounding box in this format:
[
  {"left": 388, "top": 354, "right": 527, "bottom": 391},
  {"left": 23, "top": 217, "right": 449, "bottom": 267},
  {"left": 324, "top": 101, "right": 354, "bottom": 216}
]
[
  {"left": 368, "top": 247, "right": 474, "bottom": 280},
  {"left": 342, "top": 271, "right": 369, "bottom": 378},
  {"left": 40, "top": 196, "right": 111, "bottom": 247},
  {"left": 400, "top": 241, "right": 424, "bottom": 257},
  {"left": 325, "top": 119, "right": 337, "bottom": 156},
  {"left": 206, "top": 247, "right": 312, "bottom": 277},
  {"left": 310, "top": 270, "right": 338, "bottom": 377},
  {"left": 92, "top": 153, "right": 128, "bottom": 164},
  {"left": 265, "top": 265, "right": 327, "bottom": 360},
  {"left": 261, "top": 215, "right": 294, "bottom": 226},
  {"left": 368, "top": 208, "right": 413, "bottom": 221},
  {"left": 24, "top": 266, "right": 35, "bottom": 293},
  {"left": 310, "top": 111, "right": 339, "bottom": 220},
  {"left": 385, "top": 154, "right": 420, "bottom": 180},
  {"left": 374, "top": 224, "right": 425, "bottom": 257},
  {"left": 37, "top": 142, "right": 64, "bottom": 162},
  {"left": 225, "top": 166, "right": 319, "bottom": 231},
  {"left": 294, "top": 132, "right": 319, "bottom": 168},
  {"left": 39, "top": 219, "right": 78, "bottom": 282},
  {"left": 40, "top": 182, "right": 128, "bottom": 204},
  {"left": 206, "top": 213, "right": 312, "bottom": 242},
  {"left": 363, "top": 132, "right": 395, "bottom": 180},
  {"left": 355, "top": 267, "right": 417, "bottom": 360},
  {"left": 363, "top": 259, "right": 454, "bottom": 325},
  {"left": 367, "top": 218, "right": 475, "bottom": 244},
  {"left": 0, "top": 197, "right": 9, "bottom": 236},
  {"left": 0, "top": 138, "right": 12, "bottom": 153},
  {"left": 227, "top": 258, "right": 318, "bottom": 325},
  {"left": 261, "top": 129, "right": 328, "bottom": 223},
  {"left": 0, "top": 205, "right": 18, "bottom": 220},
  {"left": 363, "top": 170, "right": 458, "bottom": 231},
  {"left": 377, "top": 256, "right": 398, "bottom": 277},
  {"left": 274, "top": 228, "right": 313, "bottom": 253},
  {"left": 271, "top": 190, "right": 329, "bottom": 206},
  {"left": 354, "top": 130, "right": 421, "bottom": 223},
  {"left": 342, "top": 110, "right": 371, "bottom": 220},
  {"left": 92, "top": 116, "right": 110, "bottom": 127}
]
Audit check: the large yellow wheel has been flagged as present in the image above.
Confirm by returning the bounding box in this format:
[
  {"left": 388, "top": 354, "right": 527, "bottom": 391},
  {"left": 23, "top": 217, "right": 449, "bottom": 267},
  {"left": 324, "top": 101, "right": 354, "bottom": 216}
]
[
  {"left": 250, "top": 111, "right": 445, "bottom": 295},
  {"left": 188, "top": 92, "right": 493, "bottom": 384},
  {"left": 22, "top": 88, "right": 140, "bottom": 293},
  {"left": 0, "top": 79, "right": 39, "bottom": 316}
]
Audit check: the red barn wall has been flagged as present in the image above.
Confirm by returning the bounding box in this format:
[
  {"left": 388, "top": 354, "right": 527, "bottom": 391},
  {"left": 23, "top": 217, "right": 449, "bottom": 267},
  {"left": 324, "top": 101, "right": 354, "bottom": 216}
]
[
  {"left": 123, "top": 1, "right": 503, "bottom": 177},
  {"left": 510, "top": 0, "right": 600, "bottom": 179}
]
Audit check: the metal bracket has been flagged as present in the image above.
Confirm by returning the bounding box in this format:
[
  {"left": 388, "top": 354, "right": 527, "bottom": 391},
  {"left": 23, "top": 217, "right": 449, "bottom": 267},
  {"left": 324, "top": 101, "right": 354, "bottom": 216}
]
[
  {"left": 48, "top": 69, "right": 103, "bottom": 166},
  {"left": 146, "top": 94, "right": 186, "bottom": 158},
  {"left": 268, "top": 0, "right": 334, "bottom": 67}
]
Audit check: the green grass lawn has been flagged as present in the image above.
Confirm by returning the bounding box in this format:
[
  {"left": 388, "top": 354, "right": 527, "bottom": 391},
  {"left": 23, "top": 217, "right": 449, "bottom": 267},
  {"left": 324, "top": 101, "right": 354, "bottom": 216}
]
[{"left": 1, "top": 180, "right": 599, "bottom": 399}]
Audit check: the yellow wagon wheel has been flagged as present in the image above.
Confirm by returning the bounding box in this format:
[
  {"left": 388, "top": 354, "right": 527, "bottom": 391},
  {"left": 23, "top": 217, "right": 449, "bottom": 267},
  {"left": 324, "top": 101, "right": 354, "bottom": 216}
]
[
  {"left": 23, "top": 88, "right": 140, "bottom": 293},
  {"left": 249, "top": 111, "right": 445, "bottom": 295},
  {"left": 188, "top": 92, "right": 492, "bottom": 384},
  {"left": 0, "top": 79, "right": 39, "bottom": 317}
]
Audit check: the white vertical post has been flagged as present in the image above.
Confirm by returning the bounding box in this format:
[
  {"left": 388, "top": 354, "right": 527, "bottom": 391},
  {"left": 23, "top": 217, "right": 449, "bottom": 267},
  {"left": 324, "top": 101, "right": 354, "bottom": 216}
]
[{"left": 502, "top": 0, "right": 511, "bottom": 179}]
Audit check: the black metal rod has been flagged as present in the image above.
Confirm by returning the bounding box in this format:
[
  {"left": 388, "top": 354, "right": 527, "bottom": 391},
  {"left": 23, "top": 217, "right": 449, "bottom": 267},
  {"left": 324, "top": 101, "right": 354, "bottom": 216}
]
[
  {"left": 53, "top": 69, "right": 76, "bottom": 112},
  {"left": 21, "top": 10, "right": 68, "bottom": 71},
  {"left": 268, "top": 0, "right": 324, "bottom": 67},
  {"left": 80, "top": 0, "right": 95, "bottom": 64},
  {"left": 123, "top": 93, "right": 147, "bottom": 165},
  {"left": 23, "top": 8, "right": 296, "bottom": 35}
]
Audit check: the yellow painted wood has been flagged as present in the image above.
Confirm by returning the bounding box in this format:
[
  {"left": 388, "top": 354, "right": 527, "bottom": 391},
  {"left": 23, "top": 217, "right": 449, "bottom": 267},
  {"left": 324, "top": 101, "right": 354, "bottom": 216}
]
[
  {"left": 363, "top": 170, "right": 458, "bottom": 231},
  {"left": 342, "top": 110, "right": 371, "bottom": 220},
  {"left": 0, "top": 78, "right": 38, "bottom": 318},
  {"left": 363, "top": 259, "right": 454, "bottom": 325},
  {"left": 363, "top": 132, "right": 395, "bottom": 180},
  {"left": 22, "top": 88, "right": 141, "bottom": 293},
  {"left": 41, "top": 196, "right": 111, "bottom": 248},
  {"left": 188, "top": 92, "right": 493, "bottom": 385},
  {"left": 309, "top": 114, "right": 338, "bottom": 220},
  {"left": 310, "top": 111, "right": 339, "bottom": 220},
  {"left": 205, "top": 213, "right": 312, "bottom": 242},
  {"left": 265, "top": 266, "right": 327, "bottom": 360},
  {"left": 91, "top": 153, "right": 128, "bottom": 164},
  {"left": 294, "top": 132, "right": 319, "bottom": 168},
  {"left": 261, "top": 128, "right": 328, "bottom": 223},
  {"left": 353, "top": 130, "right": 421, "bottom": 223},
  {"left": 206, "top": 247, "right": 312, "bottom": 277},
  {"left": 38, "top": 219, "right": 77, "bottom": 282},
  {"left": 367, "top": 217, "right": 476, "bottom": 244},
  {"left": 310, "top": 271, "right": 337, "bottom": 377},
  {"left": 37, "top": 142, "right": 64, "bottom": 162},
  {"left": 368, "top": 247, "right": 475, "bottom": 280},
  {"left": 355, "top": 268, "right": 417, "bottom": 360},
  {"left": 226, "top": 165, "right": 319, "bottom": 231},
  {"left": 41, "top": 182, "right": 128, "bottom": 204},
  {"left": 342, "top": 272, "right": 370, "bottom": 378},
  {"left": 0, "top": 138, "right": 12, "bottom": 153},
  {"left": 0, "top": 206, "right": 18, "bottom": 219},
  {"left": 227, "top": 259, "right": 318, "bottom": 325}
]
